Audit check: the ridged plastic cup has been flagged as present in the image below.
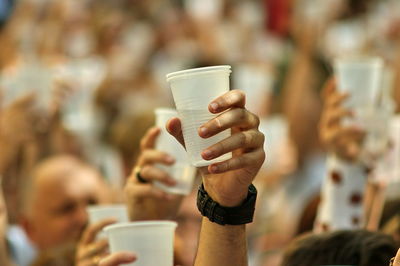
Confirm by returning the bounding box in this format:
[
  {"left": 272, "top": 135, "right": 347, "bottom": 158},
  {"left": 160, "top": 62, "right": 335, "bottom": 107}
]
[
  {"left": 154, "top": 108, "right": 197, "bottom": 195},
  {"left": 334, "top": 56, "right": 383, "bottom": 109},
  {"left": 166, "top": 65, "right": 232, "bottom": 167},
  {"left": 87, "top": 205, "right": 129, "bottom": 239},
  {"left": 105, "top": 221, "right": 177, "bottom": 266}
]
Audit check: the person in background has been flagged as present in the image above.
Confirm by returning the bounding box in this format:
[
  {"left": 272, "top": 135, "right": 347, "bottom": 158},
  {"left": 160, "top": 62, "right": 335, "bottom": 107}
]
[
  {"left": 314, "top": 78, "right": 367, "bottom": 232},
  {"left": 281, "top": 230, "right": 397, "bottom": 266},
  {"left": 99, "top": 90, "right": 265, "bottom": 266},
  {"left": 10, "top": 155, "right": 110, "bottom": 266}
]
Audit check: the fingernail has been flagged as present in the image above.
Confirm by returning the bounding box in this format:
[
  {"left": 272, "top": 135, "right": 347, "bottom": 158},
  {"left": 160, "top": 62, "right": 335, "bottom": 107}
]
[
  {"left": 210, "top": 102, "right": 218, "bottom": 111},
  {"left": 199, "top": 127, "right": 208, "bottom": 137},
  {"left": 166, "top": 156, "right": 175, "bottom": 163},
  {"left": 202, "top": 149, "right": 213, "bottom": 159},
  {"left": 167, "top": 178, "right": 177, "bottom": 186}
]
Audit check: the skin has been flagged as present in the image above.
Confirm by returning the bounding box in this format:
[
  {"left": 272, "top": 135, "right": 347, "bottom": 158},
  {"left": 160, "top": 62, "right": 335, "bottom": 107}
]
[
  {"left": 75, "top": 219, "right": 116, "bottom": 266},
  {"left": 124, "top": 127, "right": 183, "bottom": 222},
  {"left": 394, "top": 248, "right": 400, "bottom": 266},
  {"left": 0, "top": 185, "right": 14, "bottom": 266},
  {"left": 104, "top": 90, "right": 265, "bottom": 266},
  {"left": 21, "top": 156, "right": 109, "bottom": 251},
  {"left": 319, "top": 78, "right": 365, "bottom": 162}
]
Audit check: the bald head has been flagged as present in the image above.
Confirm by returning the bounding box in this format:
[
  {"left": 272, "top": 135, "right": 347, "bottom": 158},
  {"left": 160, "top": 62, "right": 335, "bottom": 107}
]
[{"left": 21, "top": 155, "right": 110, "bottom": 250}]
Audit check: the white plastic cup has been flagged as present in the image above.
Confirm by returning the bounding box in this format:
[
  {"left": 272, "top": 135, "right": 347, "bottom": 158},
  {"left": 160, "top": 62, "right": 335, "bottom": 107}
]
[
  {"left": 373, "top": 116, "right": 400, "bottom": 184},
  {"left": 105, "top": 221, "right": 177, "bottom": 266},
  {"left": 358, "top": 106, "right": 394, "bottom": 165},
  {"left": 334, "top": 56, "right": 383, "bottom": 110},
  {"left": 154, "top": 108, "right": 197, "bottom": 195},
  {"left": 87, "top": 205, "right": 129, "bottom": 239},
  {"left": 166, "top": 65, "right": 232, "bottom": 167}
]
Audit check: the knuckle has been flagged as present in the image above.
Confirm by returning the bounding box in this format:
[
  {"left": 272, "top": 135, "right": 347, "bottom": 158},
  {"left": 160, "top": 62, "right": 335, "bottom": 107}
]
[
  {"left": 253, "top": 114, "right": 260, "bottom": 127},
  {"left": 237, "top": 89, "right": 246, "bottom": 99},
  {"left": 245, "top": 131, "right": 254, "bottom": 145},
  {"left": 216, "top": 141, "right": 227, "bottom": 155},
  {"left": 141, "top": 165, "right": 151, "bottom": 177},
  {"left": 214, "top": 117, "right": 223, "bottom": 129},
  {"left": 226, "top": 92, "right": 237, "bottom": 105},
  {"left": 238, "top": 108, "right": 246, "bottom": 121},
  {"left": 237, "top": 155, "right": 247, "bottom": 167},
  {"left": 261, "top": 150, "right": 266, "bottom": 161},
  {"left": 239, "top": 132, "right": 247, "bottom": 147},
  {"left": 258, "top": 131, "right": 265, "bottom": 145}
]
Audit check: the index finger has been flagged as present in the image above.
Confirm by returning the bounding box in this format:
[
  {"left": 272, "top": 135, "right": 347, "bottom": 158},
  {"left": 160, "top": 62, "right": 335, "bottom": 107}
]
[
  {"left": 140, "top": 127, "right": 161, "bottom": 151},
  {"left": 208, "top": 90, "right": 246, "bottom": 114},
  {"left": 321, "top": 78, "right": 336, "bottom": 100},
  {"left": 80, "top": 218, "right": 117, "bottom": 245}
]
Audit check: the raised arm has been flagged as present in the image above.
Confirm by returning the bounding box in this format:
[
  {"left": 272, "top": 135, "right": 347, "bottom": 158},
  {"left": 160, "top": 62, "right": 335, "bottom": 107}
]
[
  {"left": 167, "top": 90, "right": 265, "bottom": 266},
  {"left": 314, "top": 79, "right": 367, "bottom": 232}
]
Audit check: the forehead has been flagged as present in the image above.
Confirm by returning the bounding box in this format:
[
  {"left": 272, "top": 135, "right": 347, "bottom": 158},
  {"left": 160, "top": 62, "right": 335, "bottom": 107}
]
[{"left": 34, "top": 167, "right": 102, "bottom": 204}]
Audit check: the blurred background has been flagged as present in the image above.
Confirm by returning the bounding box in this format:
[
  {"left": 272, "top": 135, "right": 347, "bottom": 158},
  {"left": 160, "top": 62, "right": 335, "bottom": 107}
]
[{"left": 0, "top": 0, "right": 400, "bottom": 265}]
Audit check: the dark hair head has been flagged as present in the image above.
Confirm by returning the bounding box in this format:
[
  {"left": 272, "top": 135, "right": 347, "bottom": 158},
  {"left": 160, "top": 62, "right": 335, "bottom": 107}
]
[{"left": 281, "top": 230, "right": 397, "bottom": 266}]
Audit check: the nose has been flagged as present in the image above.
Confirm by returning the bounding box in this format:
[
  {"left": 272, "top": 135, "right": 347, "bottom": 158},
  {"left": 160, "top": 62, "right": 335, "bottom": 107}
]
[{"left": 74, "top": 204, "right": 89, "bottom": 228}]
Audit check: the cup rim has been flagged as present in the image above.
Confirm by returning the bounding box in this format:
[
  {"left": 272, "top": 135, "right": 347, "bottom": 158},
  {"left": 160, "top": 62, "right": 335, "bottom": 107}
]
[
  {"left": 104, "top": 221, "right": 178, "bottom": 233},
  {"left": 166, "top": 65, "right": 231, "bottom": 82},
  {"left": 333, "top": 56, "right": 384, "bottom": 67},
  {"left": 87, "top": 204, "right": 127, "bottom": 213}
]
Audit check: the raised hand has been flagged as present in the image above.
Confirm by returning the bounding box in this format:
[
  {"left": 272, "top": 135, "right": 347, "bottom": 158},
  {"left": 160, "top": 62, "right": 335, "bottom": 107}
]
[
  {"left": 124, "top": 127, "right": 184, "bottom": 220},
  {"left": 75, "top": 219, "right": 116, "bottom": 266},
  {"left": 319, "top": 79, "right": 365, "bottom": 162},
  {"left": 167, "top": 90, "right": 265, "bottom": 207}
]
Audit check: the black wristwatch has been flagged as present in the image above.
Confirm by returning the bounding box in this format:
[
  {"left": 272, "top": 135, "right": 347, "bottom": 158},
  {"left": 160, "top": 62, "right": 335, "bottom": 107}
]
[{"left": 197, "top": 183, "right": 257, "bottom": 225}]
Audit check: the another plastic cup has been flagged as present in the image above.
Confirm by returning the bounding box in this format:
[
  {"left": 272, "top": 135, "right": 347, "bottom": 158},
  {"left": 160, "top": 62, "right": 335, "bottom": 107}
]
[
  {"left": 105, "top": 221, "right": 177, "bottom": 266},
  {"left": 166, "top": 65, "right": 232, "bottom": 167},
  {"left": 334, "top": 56, "right": 383, "bottom": 110},
  {"left": 153, "top": 108, "right": 197, "bottom": 195},
  {"left": 373, "top": 116, "right": 400, "bottom": 184},
  {"left": 87, "top": 205, "right": 129, "bottom": 239}
]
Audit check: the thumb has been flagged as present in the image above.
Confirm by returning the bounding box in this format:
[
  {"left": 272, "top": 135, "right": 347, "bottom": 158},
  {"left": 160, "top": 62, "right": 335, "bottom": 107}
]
[{"left": 166, "top": 117, "right": 185, "bottom": 149}]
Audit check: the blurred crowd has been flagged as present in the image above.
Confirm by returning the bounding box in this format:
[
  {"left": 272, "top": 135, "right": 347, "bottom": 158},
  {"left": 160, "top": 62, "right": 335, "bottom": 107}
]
[{"left": 0, "top": 0, "right": 400, "bottom": 265}]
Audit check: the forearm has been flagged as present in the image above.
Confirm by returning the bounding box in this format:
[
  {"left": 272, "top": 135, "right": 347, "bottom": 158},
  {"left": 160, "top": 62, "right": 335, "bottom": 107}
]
[
  {"left": 194, "top": 218, "right": 247, "bottom": 266},
  {"left": 282, "top": 51, "right": 315, "bottom": 118}
]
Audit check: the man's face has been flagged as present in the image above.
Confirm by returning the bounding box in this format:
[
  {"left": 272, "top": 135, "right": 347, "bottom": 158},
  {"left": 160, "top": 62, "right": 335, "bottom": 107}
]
[{"left": 26, "top": 168, "right": 107, "bottom": 250}]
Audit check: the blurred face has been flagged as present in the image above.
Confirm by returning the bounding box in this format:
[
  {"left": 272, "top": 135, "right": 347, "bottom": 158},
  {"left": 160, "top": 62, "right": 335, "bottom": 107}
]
[{"left": 25, "top": 168, "right": 107, "bottom": 250}]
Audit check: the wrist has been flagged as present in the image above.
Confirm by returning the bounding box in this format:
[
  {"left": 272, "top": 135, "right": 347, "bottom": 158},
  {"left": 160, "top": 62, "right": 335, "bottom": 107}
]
[
  {"left": 206, "top": 189, "right": 248, "bottom": 208},
  {"left": 197, "top": 183, "right": 257, "bottom": 226}
]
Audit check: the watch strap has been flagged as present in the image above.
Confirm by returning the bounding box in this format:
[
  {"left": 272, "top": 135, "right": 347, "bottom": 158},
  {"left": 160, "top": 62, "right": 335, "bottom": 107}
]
[{"left": 197, "top": 183, "right": 257, "bottom": 225}]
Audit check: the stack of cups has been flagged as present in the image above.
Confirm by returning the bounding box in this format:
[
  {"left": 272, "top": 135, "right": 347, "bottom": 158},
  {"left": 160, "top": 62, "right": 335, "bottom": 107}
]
[
  {"left": 86, "top": 204, "right": 129, "bottom": 239},
  {"left": 166, "top": 65, "right": 232, "bottom": 167},
  {"left": 154, "top": 108, "right": 197, "bottom": 195},
  {"left": 105, "top": 221, "right": 177, "bottom": 266},
  {"left": 334, "top": 56, "right": 384, "bottom": 127}
]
